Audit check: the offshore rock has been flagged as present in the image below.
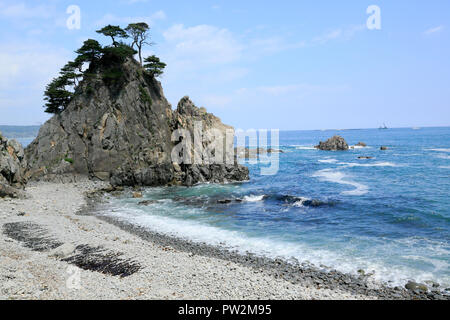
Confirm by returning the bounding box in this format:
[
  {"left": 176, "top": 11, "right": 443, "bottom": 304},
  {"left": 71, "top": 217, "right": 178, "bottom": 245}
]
[{"left": 315, "top": 135, "right": 349, "bottom": 151}]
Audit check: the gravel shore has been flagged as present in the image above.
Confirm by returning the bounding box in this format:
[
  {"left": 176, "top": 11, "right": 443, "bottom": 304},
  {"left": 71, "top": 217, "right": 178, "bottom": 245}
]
[{"left": 0, "top": 180, "right": 447, "bottom": 300}]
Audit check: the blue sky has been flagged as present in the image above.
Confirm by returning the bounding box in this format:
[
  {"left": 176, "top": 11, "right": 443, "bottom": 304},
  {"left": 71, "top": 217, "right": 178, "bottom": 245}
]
[{"left": 0, "top": 0, "right": 449, "bottom": 130}]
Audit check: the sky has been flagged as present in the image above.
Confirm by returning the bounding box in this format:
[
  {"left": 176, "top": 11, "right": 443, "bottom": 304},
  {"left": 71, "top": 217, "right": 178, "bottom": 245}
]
[{"left": 0, "top": 0, "right": 449, "bottom": 130}]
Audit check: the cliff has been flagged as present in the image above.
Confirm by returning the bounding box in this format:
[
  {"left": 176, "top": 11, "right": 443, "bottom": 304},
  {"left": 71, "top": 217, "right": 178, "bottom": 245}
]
[
  {"left": 25, "top": 58, "right": 248, "bottom": 186},
  {"left": 0, "top": 132, "right": 27, "bottom": 197}
]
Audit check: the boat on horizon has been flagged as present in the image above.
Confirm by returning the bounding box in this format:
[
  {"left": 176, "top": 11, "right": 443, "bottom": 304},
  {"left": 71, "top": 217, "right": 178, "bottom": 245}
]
[{"left": 379, "top": 123, "right": 388, "bottom": 130}]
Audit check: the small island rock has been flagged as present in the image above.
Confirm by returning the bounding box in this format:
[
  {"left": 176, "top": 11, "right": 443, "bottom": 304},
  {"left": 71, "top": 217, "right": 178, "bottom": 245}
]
[{"left": 315, "top": 136, "right": 349, "bottom": 151}]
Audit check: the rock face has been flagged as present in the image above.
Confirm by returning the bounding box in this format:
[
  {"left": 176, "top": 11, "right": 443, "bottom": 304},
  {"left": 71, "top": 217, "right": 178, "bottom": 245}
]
[
  {"left": 315, "top": 136, "right": 349, "bottom": 151},
  {"left": 0, "top": 132, "right": 27, "bottom": 197},
  {"left": 25, "top": 58, "right": 248, "bottom": 186}
]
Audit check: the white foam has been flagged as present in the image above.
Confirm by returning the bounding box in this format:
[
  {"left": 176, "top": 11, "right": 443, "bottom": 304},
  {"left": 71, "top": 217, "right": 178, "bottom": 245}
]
[
  {"left": 318, "top": 159, "right": 338, "bottom": 164},
  {"left": 312, "top": 169, "right": 369, "bottom": 196},
  {"left": 338, "top": 162, "right": 398, "bottom": 168},
  {"left": 100, "top": 203, "right": 449, "bottom": 288},
  {"left": 294, "top": 145, "right": 316, "bottom": 150},
  {"left": 439, "top": 166, "right": 450, "bottom": 169},
  {"left": 427, "top": 148, "right": 450, "bottom": 153},
  {"left": 292, "top": 197, "right": 311, "bottom": 207},
  {"left": 243, "top": 195, "right": 265, "bottom": 202},
  {"left": 436, "top": 154, "right": 450, "bottom": 160}
]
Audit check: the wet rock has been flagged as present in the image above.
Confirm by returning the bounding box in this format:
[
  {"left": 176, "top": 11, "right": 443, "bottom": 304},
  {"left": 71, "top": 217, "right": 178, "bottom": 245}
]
[
  {"left": 315, "top": 136, "right": 349, "bottom": 151},
  {"left": 380, "top": 146, "right": 389, "bottom": 151},
  {"left": 356, "top": 142, "right": 367, "bottom": 147},
  {"left": 405, "top": 281, "right": 428, "bottom": 292},
  {"left": 138, "top": 200, "right": 158, "bottom": 206},
  {"left": 358, "top": 156, "right": 373, "bottom": 159},
  {"left": 217, "top": 199, "right": 233, "bottom": 204},
  {"left": 133, "top": 192, "right": 143, "bottom": 198}
]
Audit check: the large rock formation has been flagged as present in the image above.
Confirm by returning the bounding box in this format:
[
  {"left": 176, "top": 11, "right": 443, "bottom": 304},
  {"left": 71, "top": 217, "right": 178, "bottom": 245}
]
[
  {"left": 315, "top": 135, "right": 349, "bottom": 151},
  {"left": 25, "top": 58, "right": 248, "bottom": 186},
  {"left": 0, "top": 132, "right": 27, "bottom": 197}
]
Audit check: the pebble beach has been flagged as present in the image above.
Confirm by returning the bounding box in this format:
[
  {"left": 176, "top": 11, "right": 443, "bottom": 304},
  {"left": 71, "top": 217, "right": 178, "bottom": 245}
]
[{"left": 1, "top": 179, "right": 447, "bottom": 300}]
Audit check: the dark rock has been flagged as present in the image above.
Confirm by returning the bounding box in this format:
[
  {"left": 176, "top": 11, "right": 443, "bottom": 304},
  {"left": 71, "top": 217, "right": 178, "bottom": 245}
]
[
  {"left": 138, "top": 200, "right": 158, "bottom": 206},
  {"left": 217, "top": 199, "right": 233, "bottom": 204},
  {"left": 315, "top": 135, "right": 349, "bottom": 151},
  {"left": 25, "top": 59, "right": 248, "bottom": 187},
  {"left": 358, "top": 156, "right": 373, "bottom": 159},
  {"left": 380, "top": 146, "right": 388, "bottom": 151},
  {"left": 356, "top": 142, "right": 367, "bottom": 147},
  {"left": 405, "top": 281, "right": 428, "bottom": 292}
]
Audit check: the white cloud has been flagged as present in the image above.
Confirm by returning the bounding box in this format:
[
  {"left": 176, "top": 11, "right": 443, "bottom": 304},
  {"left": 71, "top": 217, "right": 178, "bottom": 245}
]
[
  {"left": 162, "top": 24, "right": 243, "bottom": 65},
  {"left": 0, "top": 43, "right": 70, "bottom": 118},
  {"left": 423, "top": 25, "right": 444, "bottom": 35},
  {"left": 95, "top": 10, "right": 166, "bottom": 27},
  {"left": 312, "top": 25, "right": 365, "bottom": 45},
  {"left": 0, "top": 1, "right": 54, "bottom": 19}
]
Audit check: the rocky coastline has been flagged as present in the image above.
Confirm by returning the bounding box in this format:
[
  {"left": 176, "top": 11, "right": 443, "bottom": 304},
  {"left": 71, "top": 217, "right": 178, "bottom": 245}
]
[{"left": 81, "top": 187, "right": 449, "bottom": 300}]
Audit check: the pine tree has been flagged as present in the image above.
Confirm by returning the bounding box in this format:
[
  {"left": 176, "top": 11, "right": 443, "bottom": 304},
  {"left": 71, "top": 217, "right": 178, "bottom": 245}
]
[
  {"left": 143, "top": 55, "right": 166, "bottom": 77},
  {"left": 96, "top": 25, "right": 128, "bottom": 46},
  {"left": 125, "top": 22, "right": 152, "bottom": 65}
]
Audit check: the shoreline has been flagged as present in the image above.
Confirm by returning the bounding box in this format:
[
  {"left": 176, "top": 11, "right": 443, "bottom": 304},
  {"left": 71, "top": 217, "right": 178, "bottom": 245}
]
[
  {"left": 82, "top": 188, "right": 448, "bottom": 300},
  {"left": 0, "top": 180, "right": 447, "bottom": 300}
]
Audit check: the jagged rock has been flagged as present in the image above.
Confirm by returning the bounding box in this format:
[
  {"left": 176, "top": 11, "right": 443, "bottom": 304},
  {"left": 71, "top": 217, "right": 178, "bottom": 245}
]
[
  {"left": 356, "top": 142, "right": 367, "bottom": 147},
  {"left": 0, "top": 131, "right": 27, "bottom": 198},
  {"left": 25, "top": 58, "right": 248, "bottom": 187},
  {"left": 315, "top": 136, "right": 349, "bottom": 151}
]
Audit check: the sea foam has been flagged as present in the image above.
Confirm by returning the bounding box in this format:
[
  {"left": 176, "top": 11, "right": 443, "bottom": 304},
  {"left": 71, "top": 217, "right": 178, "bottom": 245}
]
[
  {"left": 312, "top": 169, "right": 369, "bottom": 196},
  {"left": 243, "top": 195, "right": 265, "bottom": 202}
]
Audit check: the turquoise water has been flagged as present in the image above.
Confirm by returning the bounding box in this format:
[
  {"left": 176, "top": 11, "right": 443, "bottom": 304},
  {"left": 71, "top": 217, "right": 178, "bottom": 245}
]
[{"left": 100, "top": 127, "right": 449, "bottom": 287}]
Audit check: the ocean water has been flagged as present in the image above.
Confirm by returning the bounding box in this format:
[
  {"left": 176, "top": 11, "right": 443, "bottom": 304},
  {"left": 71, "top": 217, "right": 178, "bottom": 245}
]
[{"left": 97, "top": 127, "right": 449, "bottom": 287}]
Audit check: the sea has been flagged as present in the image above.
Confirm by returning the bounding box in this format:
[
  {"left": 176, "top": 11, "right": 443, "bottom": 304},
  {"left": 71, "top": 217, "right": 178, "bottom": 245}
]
[{"left": 19, "top": 127, "right": 450, "bottom": 288}]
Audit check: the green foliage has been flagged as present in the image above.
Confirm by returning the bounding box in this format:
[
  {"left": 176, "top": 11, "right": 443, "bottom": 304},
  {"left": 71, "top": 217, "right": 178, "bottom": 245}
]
[
  {"left": 143, "top": 55, "right": 166, "bottom": 77},
  {"left": 102, "top": 67, "right": 124, "bottom": 86},
  {"left": 96, "top": 25, "right": 128, "bottom": 46},
  {"left": 101, "top": 42, "right": 137, "bottom": 65},
  {"left": 43, "top": 77, "right": 73, "bottom": 114},
  {"left": 139, "top": 85, "right": 152, "bottom": 106},
  {"left": 42, "top": 23, "right": 165, "bottom": 114},
  {"left": 75, "top": 39, "right": 103, "bottom": 64},
  {"left": 64, "top": 157, "right": 74, "bottom": 164}
]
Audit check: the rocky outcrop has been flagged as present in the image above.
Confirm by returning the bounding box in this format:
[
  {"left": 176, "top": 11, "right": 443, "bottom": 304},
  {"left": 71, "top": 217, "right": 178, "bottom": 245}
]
[
  {"left": 25, "top": 58, "right": 248, "bottom": 186},
  {"left": 315, "top": 135, "right": 349, "bottom": 151},
  {"left": 171, "top": 97, "right": 249, "bottom": 186},
  {"left": 0, "top": 132, "right": 27, "bottom": 197}
]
